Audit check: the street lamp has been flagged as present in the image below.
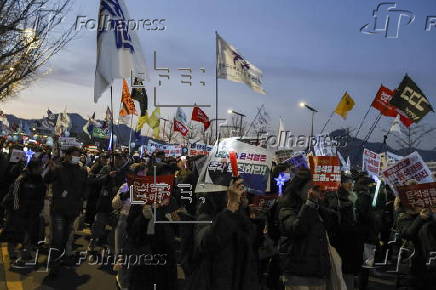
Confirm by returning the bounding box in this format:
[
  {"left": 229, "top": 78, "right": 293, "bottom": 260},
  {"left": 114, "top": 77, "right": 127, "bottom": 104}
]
[
  {"left": 227, "top": 109, "right": 246, "bottom": 137},
  {"left": 299, "top": 102, "right": 318, "bottom": 152}
]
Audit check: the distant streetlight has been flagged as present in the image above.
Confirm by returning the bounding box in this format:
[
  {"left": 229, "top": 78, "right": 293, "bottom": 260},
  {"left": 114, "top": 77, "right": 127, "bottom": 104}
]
[
  {"left": 299, "top": 102, "right": 318, "bottom": 152},
  {"left": 227, "top": 109, "right": 246, "bottom": 137}
]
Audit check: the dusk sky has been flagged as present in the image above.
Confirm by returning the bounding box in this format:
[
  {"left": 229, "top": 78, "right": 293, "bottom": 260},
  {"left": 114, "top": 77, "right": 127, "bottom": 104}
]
[{"left": 2, "top": 0, "right": 436, "bottom": 149}]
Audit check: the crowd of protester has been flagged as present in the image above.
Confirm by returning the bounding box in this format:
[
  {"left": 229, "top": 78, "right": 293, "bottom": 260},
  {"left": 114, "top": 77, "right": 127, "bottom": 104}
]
[{"left": 0, "top": 139, "right": 435, "bottom": 290}]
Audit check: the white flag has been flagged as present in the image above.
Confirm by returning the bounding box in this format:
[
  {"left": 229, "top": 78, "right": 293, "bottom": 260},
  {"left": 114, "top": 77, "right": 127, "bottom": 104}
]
[
  {"left": 217, "top": 33, "right": 266, "bottom": 94},
  {"left": 175, "top": 107, "right": 188, "bottom": 124},
  {"left": 389, "top": 114, "right": 401, "bottom": 134},
  {"left": 94, "top": 0, "right": 147, "bottom": 103}
]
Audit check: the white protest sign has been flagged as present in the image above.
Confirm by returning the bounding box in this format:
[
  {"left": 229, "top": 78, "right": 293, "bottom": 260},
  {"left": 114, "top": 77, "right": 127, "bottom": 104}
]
[
  {"left": 381, "top": 151, "right": 434, "bottom": 195},
  {"left": 362, "top": 148, "right": 381, "bottom": 177}
]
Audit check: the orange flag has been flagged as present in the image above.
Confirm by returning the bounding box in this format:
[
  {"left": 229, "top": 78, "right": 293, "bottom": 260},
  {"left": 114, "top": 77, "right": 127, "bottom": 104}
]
[{"left": 119, "top": 79, "right": 137, "bottom": 117}]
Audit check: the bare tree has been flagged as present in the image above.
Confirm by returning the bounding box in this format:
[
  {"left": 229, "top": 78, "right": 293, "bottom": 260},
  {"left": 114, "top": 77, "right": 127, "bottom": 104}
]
[
  {"left": 389, "top": 122, "right": 436, "bottom": 154},
  {"left": 0, "top": 0, "right": 76, "bottom": 101},
  {"left": 245, "top": 105, "right": 271, "bottom": 138}
]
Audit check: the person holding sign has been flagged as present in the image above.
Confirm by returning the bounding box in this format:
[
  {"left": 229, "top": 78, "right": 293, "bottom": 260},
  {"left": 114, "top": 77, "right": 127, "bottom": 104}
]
[
  {"left": 397, "top": 193, "right": 436, "bottom": 289},
  {"left": 277, "top": 168, "right": 338, "bottom": 290},
  {"left": 184, "top": 176, "right": 261, "bottom": 290}
]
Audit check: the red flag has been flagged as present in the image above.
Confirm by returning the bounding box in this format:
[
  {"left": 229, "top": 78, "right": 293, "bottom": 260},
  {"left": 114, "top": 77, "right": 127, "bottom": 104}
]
[
  {"left": 119, "top": 79, "right": 137, "bottom": 117},
  {"left": 371, "top": 85, "right": 413, "bottom": 127},
  {"left": 174, "top": 119, "right": 189, "bottom": 136},
  {"left": 191, "top": 106, "right": 211, "bottom": 130}
]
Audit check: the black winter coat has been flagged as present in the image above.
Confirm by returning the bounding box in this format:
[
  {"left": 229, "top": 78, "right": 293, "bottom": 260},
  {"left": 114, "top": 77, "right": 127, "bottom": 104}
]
[
  {"left": 43, "top": 161, "right": 88, "bottom": 217},
  {"left": 323, "top": 188, "right": 363, "bottom": 274},
  {"left": 278, "top": 194, "right": 334, "bottom": 279},
  {"left": 185, "top": 207, "right": 261, "bottom": 290}
]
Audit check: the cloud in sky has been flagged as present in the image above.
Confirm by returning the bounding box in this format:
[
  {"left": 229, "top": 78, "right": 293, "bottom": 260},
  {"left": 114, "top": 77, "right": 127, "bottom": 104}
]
[{"left": 2, "top": 0, "right": 436, "bottom": 148}]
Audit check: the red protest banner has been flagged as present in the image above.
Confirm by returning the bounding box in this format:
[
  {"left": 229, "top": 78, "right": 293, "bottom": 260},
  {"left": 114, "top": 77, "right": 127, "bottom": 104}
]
[
  {"left": 397, "top": 182, "right": 436, "bottom": 213},
  {"left": 309, "top": 156, "right": 341, "bottom": 191},
  {"left": 127, "top": 174, "right": 174, "bottom": 206}
]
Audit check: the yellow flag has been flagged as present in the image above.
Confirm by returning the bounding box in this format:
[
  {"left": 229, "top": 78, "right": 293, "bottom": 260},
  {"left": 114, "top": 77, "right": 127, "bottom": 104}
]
[
  {"left": 136, "top": 114, "right": 148, "bottom": 131},
  {"left": 147, "top": 107, "right": 161, "bottom": 129},
  {"left": 335, "top": 92, "right": 355, "bottom": 119},
  {"left": 152, "top": 127, "right": 160, "bottom": 139}
]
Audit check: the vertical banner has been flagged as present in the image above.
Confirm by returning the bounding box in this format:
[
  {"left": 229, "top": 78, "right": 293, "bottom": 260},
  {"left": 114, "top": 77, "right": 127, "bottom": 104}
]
[
  {"left": 309, "top": 156, "right": 341, "bottom": 191},
  {"left": 381, "top": 151, "right": 433, "bottom": 194},
  {"left": 362, "top": 148, "right": 381, "bottom": 177}
]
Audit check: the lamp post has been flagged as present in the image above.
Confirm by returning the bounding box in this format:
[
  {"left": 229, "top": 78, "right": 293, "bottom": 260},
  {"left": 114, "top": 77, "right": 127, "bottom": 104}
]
[
  {"left": 299, "top": 102, "right": 318, "bottom": 152},
  {"left": 227, "top": 109, "right": 246, "bottom": 138}
]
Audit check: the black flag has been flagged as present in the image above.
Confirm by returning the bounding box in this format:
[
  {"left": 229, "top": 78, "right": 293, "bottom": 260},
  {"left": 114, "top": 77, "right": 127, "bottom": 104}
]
[
  {"left": 390, "top": 75, "right": 433, "bottom": 123},
  {"left": 131, "top": 77, "right": 148, "bottom": 117}
]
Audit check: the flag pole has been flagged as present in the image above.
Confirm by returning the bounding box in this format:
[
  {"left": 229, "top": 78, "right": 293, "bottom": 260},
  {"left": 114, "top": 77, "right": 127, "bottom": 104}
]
[
  {"left": 354, "top": 105, "right": 372, "bottom": 139},
  {"left": 110, "top": 86, "right": 114, "bottom": 166},
  {"left": 215, "top": 31, "right": 219, "bottom": 142},
  {"left": 128, "top": 114, "right": 134, "bottom": 154},
  {"left": 320, "top": 111, "right": 334, "bottom": 134}
]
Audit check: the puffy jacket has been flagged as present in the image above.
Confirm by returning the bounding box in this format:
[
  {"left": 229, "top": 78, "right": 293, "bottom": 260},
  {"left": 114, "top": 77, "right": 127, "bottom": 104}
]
[
  {"left": 278, "top": 194, "right": 333, "bottom": 279},
  {"left": 43, "top": 161, "right": 88, "bottom": 217}
]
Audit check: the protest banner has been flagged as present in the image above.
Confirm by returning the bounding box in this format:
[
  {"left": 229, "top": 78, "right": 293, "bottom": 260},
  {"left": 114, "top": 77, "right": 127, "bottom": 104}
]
[
  {"left": 196, "top": 138, "right": 273, "bottom": 194},
  {"left": 397, "top": 182, "right": 436, "bottom": 213},
  {"left": 92, "top": 127, "right": 110, "bottom": 139},
  {"left": 284, "top": 154, "right": 308, "bottom": 169},
  {"left": 127, "top": 174, "right": 174, "bottom": 206},
  {"left": 382, "top": 151, "right": 434, "bottom": 194},
  {"left": 146, "top": 140, "right": 182, "bottom": 157},
  {"left": 58, "top": 137, "right": 81, "bottom": 150},
  {"left": 379, "top": 151, "right": 403, "bottom": 171},
  {"left": 362, "top": 148, "right": 381, "bottom": 177},
  {"left": 188, "top": 142, "right": 213, "bottom": 156},
  {"left": 309, "top": 156, "right": 341, "bottom": 191}
]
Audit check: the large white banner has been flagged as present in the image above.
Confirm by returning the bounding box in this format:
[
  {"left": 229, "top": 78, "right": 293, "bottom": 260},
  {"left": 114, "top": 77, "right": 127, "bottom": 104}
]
[
  {"left": 196, "top": 138, "right": 273, "bottom": 194},
  {"left": 217, "top": 33, "right": 266, "bottom": 94},
  {"left": 382, "top": 151, "right": 434, "bottom": 195}
]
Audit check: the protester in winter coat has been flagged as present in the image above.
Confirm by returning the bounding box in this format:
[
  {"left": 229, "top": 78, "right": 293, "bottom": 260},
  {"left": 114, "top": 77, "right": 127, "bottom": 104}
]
[
  {"left": 278, "top": 168, "right": 336, "bottom": 290},
  {"left": 88, "top": 152, "right": 129, "bottom": 250},
  {"left": 184, "top": 177, "right": 261, "bottom": 290},
  {"left": 112, "top": 162, "right": 146, "bottom": 289},
  {"left": 43, "top": 146, "right": 88, "bottom": 277},
  {"left": 398, "top": 207, "right": 436, "bottom": 290},
  {"left": 9, "top": 160, "right": 46, "bottom": 268},
  {"left": 323, "top": 175, "right": 362, "bottom": 290},
  {"left": 84, "top": 153, "right": 108, "bottom": 225}
]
